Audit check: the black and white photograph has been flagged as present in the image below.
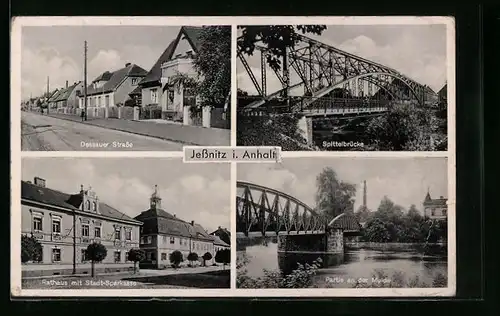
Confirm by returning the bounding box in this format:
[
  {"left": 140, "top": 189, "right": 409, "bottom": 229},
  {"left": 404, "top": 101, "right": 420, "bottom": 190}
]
[
  {"left": 19, "top": 157, "right": 231, "bottom": 289},
  {"left": 236, "top": 157, "right": 451, "bottom": 290},
  {"left": 236, "top": 23, "right": 451, "bottom": 151},
  {"left": 18, "top": 23, "right": 231, "bottom": 151}
]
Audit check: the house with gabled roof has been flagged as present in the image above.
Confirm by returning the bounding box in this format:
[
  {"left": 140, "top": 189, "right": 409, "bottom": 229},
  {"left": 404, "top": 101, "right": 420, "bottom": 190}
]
[
  {"left": 21, "top": 176, "right": 142, "bottom": 277},
  {"left": 54, "top": 81, "right": 84, "bottom": 113},
  {"left": 78, "top": 63, "right": 147, "bottom": 118},
  {"left": 138, "top": 26, "right": 204, "bottom": 124},
  {"left": 134, "top": 185, "right": 219, "bottom": 269}
]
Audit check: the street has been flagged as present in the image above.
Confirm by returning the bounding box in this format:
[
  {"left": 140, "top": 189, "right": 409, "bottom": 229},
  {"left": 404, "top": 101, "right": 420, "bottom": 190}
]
[{"left": 21, "top": 112, "right": 183, "bottom": 151}]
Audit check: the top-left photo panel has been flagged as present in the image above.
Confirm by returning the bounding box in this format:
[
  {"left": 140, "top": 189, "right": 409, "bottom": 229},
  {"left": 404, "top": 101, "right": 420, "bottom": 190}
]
[{"left": 14, "top": 19, "right": 231, "bottom": 151}]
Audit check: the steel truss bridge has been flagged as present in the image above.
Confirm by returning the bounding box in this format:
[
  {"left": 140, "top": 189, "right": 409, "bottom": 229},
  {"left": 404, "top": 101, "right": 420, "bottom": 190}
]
[
  {"left": 236, "top": 181, "right": 329, "bottom": 237},
  {"left": 237, "top": 33, "right": 438, "bottom": 116}
]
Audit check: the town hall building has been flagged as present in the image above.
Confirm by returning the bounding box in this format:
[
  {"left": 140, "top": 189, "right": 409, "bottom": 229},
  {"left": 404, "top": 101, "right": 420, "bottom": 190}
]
[{"left": 21, "top": 177, "right": 142, "bottom": 277}]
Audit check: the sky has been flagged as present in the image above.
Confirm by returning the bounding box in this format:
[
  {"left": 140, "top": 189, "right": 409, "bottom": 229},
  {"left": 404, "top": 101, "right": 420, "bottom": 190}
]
[
  {"left": 237, "top": 24, "right": 448, "bottom": 95},
  {"left": 21, "top": 26, "right": 182, "bottom": 99},
  {"left": 237, "top": 157, "right": 448, "bottom": 214},
  {"left": 22, "top": 158, "right": 230, "bottom": 233}
]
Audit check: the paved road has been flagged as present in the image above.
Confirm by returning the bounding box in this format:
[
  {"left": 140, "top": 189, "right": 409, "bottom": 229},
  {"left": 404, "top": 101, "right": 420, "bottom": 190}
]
[{"left": 21, "top": 112, "right": 183, "bottom": 151}]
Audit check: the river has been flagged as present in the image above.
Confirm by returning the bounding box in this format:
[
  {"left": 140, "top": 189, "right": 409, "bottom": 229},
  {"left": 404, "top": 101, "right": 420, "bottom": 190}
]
[{"left": 238, "top": 242, "right": 447, "bottom": 288}]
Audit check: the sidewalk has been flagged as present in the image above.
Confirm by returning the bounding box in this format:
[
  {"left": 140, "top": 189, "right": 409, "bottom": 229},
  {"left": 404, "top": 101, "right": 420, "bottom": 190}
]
[{"left": 46, "top": 113, "right": 230, "bottom": 146}]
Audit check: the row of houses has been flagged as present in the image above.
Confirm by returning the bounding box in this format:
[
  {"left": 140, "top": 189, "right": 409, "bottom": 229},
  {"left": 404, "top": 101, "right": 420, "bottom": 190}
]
[
  {"left": 21, "top": 177, "right": 230, "bottom": 277},
  {"left": 22, "top": 26, "right": 230, "bottom": 129}
]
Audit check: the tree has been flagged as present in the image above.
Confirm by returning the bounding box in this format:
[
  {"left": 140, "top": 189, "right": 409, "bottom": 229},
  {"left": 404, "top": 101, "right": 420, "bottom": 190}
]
[
  {"left": 407, "top": 205, "right": 422, "bottom": 221},
  {"left": 355, "top": 205, "right": 372, "bottom": 224},
  {"left": 187, "top": 252, "right": 199, "bottom": 267},
  {"left": 21, "top": 234, "right": 42, "bottom": 263},
  {"left": 237, "top": 25, "right": 327, "bottom": 72},
  {"left": 362, "top": 218, "right": 391, "bottom": 242},
  {"left": 169, "top": 250, "right": 183, "bottom": 269},
  {"left": 86, "top": 242, "right": 107, "bottom": 277},
  {"left": 314, "top": 167, "right": 356, "bottom": 221},
  {"left": 193, "top": 26, "right": 231, "bottom": 108},
  {"left": 127, "top": 248, "right": 145, "bottom": 274},
  {"left": 202, "top": 252, "right": 212, "bottom": 267},
  {"left": 214, "top": 249, "right": 230, "bottom": 270}
]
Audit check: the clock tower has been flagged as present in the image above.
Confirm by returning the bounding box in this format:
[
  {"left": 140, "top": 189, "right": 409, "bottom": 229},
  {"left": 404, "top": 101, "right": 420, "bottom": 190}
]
[{"left": 150, "top": 185, "right": 162, "bottom": 210}]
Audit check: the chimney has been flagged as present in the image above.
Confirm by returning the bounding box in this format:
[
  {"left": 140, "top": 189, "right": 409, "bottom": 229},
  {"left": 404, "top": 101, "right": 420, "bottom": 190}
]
[
  {"left": 173, "top": 214, "right": 176, "bottom": 218},
  {"left": 34, "top": 177, "right": 46, "bottom": 188},
  {"left": 191, "top": 220, "right": 194, "bottom": 226},
  {"left": 80, "top": 185, "right": 84, "bottom": 194},
  {"left": 440, "top": 196, "right": 444, "bottom": 199},
  {"left": 66, "top": 80, "right": 68, "bottom": 88},
  {"left": 125, "top": 63, "right": 131, "bottom": 67}
]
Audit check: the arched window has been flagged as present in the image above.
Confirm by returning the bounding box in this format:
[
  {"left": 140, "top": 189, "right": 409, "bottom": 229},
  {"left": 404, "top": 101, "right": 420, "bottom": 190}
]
[
  {"left": 86, "top": 200, "right": 90, "bottom": 210},
  {"left": 92, "top": 201, "right": 97, "bottom": 211}
]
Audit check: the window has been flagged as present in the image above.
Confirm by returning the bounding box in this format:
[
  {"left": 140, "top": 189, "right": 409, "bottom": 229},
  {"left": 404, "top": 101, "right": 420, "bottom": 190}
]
[
  {"left": 163, "top": 236, "right": 167, "bottom": 243},
  {"left": 81, "top": 249, "right": 88, "bottom": 262},
  {"left": 115, "top": 227, "right": 121, "bottom": 240},
  {"left": 140, "top": 237, "right": 146, "bottom": 244},
  {"left": 81, "top": 224, "right": 90, "bottom": 237},
  {"left": 114, "top": 251, "right": 121, "bottom": 263},
  {"left": 431, "top": 209, "right": 435, "bottom": 216},
  {"left": 131, "top": 78, "right": 139, "bottom": 85},
  {"left": 98, "top": 96, "right": 101, "bottom": 107},
  {"left": 33, "top": 216, "right": 43, "bottom": 232},
  {"left": 94, "top": 226, "right": 101, "bottom": 238},
  {"left": 92, "top": 202, "right": 97, "bottom": 212},
  {"left": 52, "top": 218, "right": 61, "bottom": 234},
  {"left": 105, "top": 95, "right": 110, "bottom": 107},
  {"left": 125, "top": 252, "right": 129, "bottom": 261},
  {"left": 442, "top": 209, "right": 447, "bottom": 216},
  {"left": 146, "top": 236, "right": 152, "bottom": 244},
  {"left": 151, "top": 89, "right": 158, "bottom": 103},
  {"left": 52, "top": 248, "right": 61, "bottom": 262},
  {"left": 161, "top": 253, "right": 167, "bottom": 260},
  {"left": 125, "top": 229, "right": 132, "bottom": 241},
  {"left": 170, "top": 237, "right": 175, "bottom": 244},
  {"left": 86, "top": 200, "right": 90, "bottom": 210}
]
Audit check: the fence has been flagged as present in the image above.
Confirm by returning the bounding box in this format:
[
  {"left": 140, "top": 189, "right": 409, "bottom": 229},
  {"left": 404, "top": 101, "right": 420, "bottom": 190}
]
[
  {"left": 139, "top": 105, "right": 162, "bottom": 120},
  {"left": 210, "top": 107, "right": 230, "bottom": 129}
]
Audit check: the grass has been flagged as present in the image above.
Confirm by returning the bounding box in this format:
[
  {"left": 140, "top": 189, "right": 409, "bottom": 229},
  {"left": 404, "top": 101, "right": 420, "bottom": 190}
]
[{"left": 124, "top": 270, "right": 230, "bottom": 288}]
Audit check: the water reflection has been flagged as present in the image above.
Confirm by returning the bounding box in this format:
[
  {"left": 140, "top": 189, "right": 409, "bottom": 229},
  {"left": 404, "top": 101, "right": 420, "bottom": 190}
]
[{"left": 240, "top": 242, "right": 447, "bottom": 288}]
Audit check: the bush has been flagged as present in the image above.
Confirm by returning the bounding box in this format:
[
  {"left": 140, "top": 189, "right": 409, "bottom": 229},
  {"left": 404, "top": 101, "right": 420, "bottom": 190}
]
[
  {"left": 21, "top": 234, "right": 42, "bottom": 263},
  {"left": 86, "top": 242, "right": 108, "bottom": 277},
  {"left": 187, "top": 252, "right": 199, "bottom": 264},
  {"left": 237, "top": 258, "right": 322, "bottom": 289},
  {"left": 169, "top": 250, "right": 183, "bottom": 268}
]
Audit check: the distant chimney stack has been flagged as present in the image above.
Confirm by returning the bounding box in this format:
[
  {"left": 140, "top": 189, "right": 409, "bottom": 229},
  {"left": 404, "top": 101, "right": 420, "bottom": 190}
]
[
  {"left": 125, "top": 63, "right": 131, "bottom": 67},
  {"left": 191, "top": 220, "right": 194, "bottom": 226},
  {"left": 34, "top": 177, "right": 46, "bottom": 188},
  {"left": 66, "top": 80, "right": 68, "bottom": 88},
  {"left": 173, "top": 214, "right": 176, "bottom": 218}
]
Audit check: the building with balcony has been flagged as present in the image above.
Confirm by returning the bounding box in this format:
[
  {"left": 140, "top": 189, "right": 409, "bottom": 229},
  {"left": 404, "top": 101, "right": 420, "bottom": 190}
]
[
  {"left": 138, "top": 26, "right": 202, "bottom": 124},
  {"left": 423, "top": 189, "right": 448, "bottom": 220},
  {"left": 21, "top": 177, "right": 142, "bottom": 277},
  {"left": 134, "top": 185, "right": 225, "bottom": 269}
]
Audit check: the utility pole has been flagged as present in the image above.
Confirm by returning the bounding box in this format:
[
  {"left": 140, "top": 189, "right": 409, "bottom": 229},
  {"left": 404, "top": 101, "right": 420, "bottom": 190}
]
[
  {"left": 84, "top": 40, "right": 88, "bottom": 121},
  {"left": 46, "top": 76, "right": 50, "bottom": 114},
  {"left": 363, "top": 180, "right": 367, "bottom": 208},
  {"left": 73, "top": 185, "right": 82, "bottom": 274}
]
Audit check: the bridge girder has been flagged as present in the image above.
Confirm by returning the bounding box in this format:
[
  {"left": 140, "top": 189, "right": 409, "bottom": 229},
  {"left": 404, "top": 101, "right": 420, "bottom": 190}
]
[
  {"left": 236, "top": 181, "right": 327, "bottom": 237},
  {"left": 238, "top": 33, "right": 438, "bottom": 110}
]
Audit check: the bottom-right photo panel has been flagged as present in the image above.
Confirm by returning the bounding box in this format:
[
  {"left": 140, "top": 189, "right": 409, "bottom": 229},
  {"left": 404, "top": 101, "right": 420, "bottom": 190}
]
[{"left": 236, "top": 157, "right": 451, "bottom": 290}]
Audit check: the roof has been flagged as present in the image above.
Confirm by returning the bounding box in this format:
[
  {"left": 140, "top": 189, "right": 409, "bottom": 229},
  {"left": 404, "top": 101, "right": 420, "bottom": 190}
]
[
  {"left": 139, "top": 26, "right": 204, "bottom": 86},
  {"left": 53, "top": 82, "right": 82, "bottom": 102},
  {"left": 328, "top": 213, "right": 362, "bottom": 231},
  {"left": 424, "top": 198, "right": 447, "bottom": 207},
  {"left": 210, "top": 227, "right": 231, "bottom": 245},
  {"left": 134, "top": 208, "right": 213, "bottom": 241},
  {"left": 129, "top": 86, "right": 142, "bottom": 96},
  {"left": 211, "top": 235, "right": 230, "bottom": 247},
  {"left": 21, "top": 181, "right": 142, "bottom": 224},
  {"left": 85, "top": 64, "right": 147, "bottom": 96},
  {"left": 48, "top": 90, "right": 62, "bottom": 102}
]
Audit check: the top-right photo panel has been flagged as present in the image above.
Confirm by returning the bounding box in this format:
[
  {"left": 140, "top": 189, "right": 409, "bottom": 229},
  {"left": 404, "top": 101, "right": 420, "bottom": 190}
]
[{"left": 236, "top": 20, "right": 453, "bottom": 151}]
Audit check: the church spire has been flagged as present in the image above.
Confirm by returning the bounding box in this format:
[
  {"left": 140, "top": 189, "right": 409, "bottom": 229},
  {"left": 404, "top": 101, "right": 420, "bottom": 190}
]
[{"left": 424, "top": 187, "right": 431, "bottom": 201}]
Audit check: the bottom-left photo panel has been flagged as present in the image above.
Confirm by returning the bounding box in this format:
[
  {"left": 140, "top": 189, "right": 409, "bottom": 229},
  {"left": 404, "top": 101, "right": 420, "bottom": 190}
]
[{"left": 17, "top": 157, "right": 231, "bottom": 290}]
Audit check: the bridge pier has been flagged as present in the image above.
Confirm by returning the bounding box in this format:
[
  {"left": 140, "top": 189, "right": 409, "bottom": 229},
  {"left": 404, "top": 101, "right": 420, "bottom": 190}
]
[
  {"left": 298, "top": 115, "right": 313, "bottom": 147},
  {"left": 326, "top": 228, "right": 344, "bottom": 253}
]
